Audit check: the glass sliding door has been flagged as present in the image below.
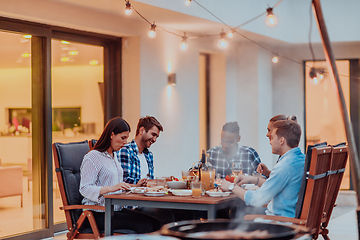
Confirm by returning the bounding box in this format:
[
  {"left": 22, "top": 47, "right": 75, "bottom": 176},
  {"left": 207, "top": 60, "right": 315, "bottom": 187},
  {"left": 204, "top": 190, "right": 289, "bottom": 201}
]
[
  {"left": 0, "top": 30, "right": 48, "bottom": 238},
  {"left": 51, "top": 39, "right": 104, "bottom": 224}
]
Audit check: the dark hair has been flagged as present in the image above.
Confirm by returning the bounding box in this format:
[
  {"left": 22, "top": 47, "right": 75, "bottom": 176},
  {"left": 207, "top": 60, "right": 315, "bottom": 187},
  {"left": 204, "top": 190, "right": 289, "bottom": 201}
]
[
  {"left": 93, "top": 117, "right": 131, "bottom": 152},
  {"left": 270, "top": 114, "right": 297, "bottom": 123},
  {"left": 273, "top": 120, "right": 301, "bottom": 148},
  {"left": 135, "top": 116, "right": 163, "bottom": 136},
  {"left": 222, "top": 122, "right": 240, "bottom": 135}
]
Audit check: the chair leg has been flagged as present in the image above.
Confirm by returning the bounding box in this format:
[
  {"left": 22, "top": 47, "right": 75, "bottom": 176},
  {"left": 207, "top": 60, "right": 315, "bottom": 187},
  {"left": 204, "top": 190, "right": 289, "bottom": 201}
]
[{"left": 86, "top": 211, "right": 101, "bottom": 238}]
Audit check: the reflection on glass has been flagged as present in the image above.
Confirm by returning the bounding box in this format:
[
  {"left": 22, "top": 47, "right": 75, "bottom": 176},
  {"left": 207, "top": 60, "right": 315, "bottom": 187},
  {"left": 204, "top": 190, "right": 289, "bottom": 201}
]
[{"left": 51, "top": 39, "right": 104, "bottom": 224}]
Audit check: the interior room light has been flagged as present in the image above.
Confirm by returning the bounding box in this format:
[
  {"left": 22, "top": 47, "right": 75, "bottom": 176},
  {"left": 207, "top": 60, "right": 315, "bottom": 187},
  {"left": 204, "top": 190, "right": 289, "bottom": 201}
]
[
  {"left": 317, "top": 69, "right": 325, "bottom": 80},
  {"left": 309, "top": 67, "right": 323, "bottom": 85},
  {"left": 185, "top": 0, "right": 191, "bottom": 6},
  {"left": 228, "top": 30, "right": 235, "bottom": 39},
  {"left": 21, "top": 53, "right": 31, "bottom": 58},
  {"left": 272, "top": 56, "right": 279, "bottom": 63},
  {"left": 217, "top": 31, "right": 229, "bottom": 50},
  {"left": 148, "top": 22, "right": 156, "bottom": 38},
  {"left": 265, "top": 7, "right": 278, "bottom": 27},
  {"left": 125, "top": 1, "right": 132, "bottom": 16},
  {"left": 179, "top": 33, "right": 188, "bottom": 51},
  {"left": 61, "top": 40, "right": 70, "bottom": 44},
  {"left": 23, "top": 35, "right": 32, "bottom": 39},
  {"left": 61, "top": 57, "right": 70, "bottom": 62},
  {"left": 89, "top": 60, "right": 99, "bottom": 65},
  {"left": 68, "top": 51, "right": 78, "bottom": 56}
]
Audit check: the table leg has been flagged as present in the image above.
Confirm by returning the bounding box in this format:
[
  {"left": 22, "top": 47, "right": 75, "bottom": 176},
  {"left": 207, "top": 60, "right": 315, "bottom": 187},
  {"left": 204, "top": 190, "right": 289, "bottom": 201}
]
[
  {"left": 105, "top": 198, "right": 114, "bottom": 236},
  {"left": 207, "top": 205, "right": 216, "bottom": 220}
]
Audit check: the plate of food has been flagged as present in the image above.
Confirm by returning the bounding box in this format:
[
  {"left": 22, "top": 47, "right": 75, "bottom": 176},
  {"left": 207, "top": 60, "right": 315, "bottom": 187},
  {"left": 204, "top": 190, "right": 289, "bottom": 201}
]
[
  {"left": 241, "top": 184, "right": 259, "bottom": 190},
  {"left": 206, "top": 190, "right": 231, "bottom": 197},
  {"left": 170, "top": 189, "right": 192, "bottom": 196},
  {"left": 144, "top": 186, "right": 167, "bottom": 196},
  {"left": 130, "top": 187, "right": 147, "bottom": 194}
]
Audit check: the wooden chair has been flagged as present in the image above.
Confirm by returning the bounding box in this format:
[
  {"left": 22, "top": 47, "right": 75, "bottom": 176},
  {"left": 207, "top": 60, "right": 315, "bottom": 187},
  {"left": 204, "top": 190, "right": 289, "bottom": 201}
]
[
  {"left": 88, "top": 139, "right": 97, "bottom": 150},
  {"left": 320, "top": 144, "right": 348, "bottom": 240},
  {"left": 244, "top": 146, "right": 333, "bottom": 239}
]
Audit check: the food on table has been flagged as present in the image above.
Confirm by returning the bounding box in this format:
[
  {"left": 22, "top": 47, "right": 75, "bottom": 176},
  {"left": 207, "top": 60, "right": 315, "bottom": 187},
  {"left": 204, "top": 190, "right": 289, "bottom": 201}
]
[
  {"left": 188, "top": 229, "right": 270, "bottom": 239},
  {"left": 225, "top": 175, "right": 235, "bottom": 183},
  {"left": 145, "top": 186, "right": 167, "bottom": 193},
  {"left": 169, "top": 176, "right": 179, "bottom": 181},
  {"left": 207, "top": 188, "right": 223, "bottom": 192}
]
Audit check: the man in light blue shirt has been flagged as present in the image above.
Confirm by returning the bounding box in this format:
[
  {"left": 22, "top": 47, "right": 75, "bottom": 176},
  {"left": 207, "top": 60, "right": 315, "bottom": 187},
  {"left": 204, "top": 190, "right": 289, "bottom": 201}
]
[{"left": 221, "top": 119, "right": 305, "bottom": 218}]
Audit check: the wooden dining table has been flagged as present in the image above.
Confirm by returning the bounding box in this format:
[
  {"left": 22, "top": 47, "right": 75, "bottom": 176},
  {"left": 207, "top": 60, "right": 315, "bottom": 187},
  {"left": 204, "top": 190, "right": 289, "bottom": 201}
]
[{"left": 104, "top": 192, "right": 242, "bottom": 236}]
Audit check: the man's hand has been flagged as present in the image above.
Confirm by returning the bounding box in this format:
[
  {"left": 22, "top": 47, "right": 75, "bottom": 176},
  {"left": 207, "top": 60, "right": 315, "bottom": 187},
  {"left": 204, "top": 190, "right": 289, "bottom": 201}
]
[
  {"left": 234, "top": 175, "right": 257, "bottom": 186},
  {"left": 136, "top": 178, "right": 148, "bottom": 187},
  {"left": 220, "top": 180, "right": 232, "bottom": 192},
  {"left": 257, "top": 163, "right": 271, "bottom": 178}
]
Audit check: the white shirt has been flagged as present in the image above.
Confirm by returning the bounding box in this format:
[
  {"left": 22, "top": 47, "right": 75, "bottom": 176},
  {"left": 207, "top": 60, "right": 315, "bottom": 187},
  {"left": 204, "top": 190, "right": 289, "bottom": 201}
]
[{"left": 138, "top": 153, "right": 149, "bottom": 179}]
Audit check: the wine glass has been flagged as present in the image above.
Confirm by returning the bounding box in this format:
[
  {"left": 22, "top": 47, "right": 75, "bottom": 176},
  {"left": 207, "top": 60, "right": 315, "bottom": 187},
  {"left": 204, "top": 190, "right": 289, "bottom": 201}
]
[{"left": 231, "top": 162, "right": 243, "bottom": 177}]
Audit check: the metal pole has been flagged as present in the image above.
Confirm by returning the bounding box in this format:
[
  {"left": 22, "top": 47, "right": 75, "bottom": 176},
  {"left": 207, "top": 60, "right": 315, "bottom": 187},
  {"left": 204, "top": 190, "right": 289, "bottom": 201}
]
[{"left": 312, "top": 0, "right": 360, "bottom": 235}]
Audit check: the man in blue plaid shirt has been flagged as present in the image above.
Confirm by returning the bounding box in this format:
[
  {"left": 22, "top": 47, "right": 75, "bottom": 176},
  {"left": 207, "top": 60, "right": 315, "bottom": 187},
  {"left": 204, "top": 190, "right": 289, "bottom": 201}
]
[
  {"left": 208, "top": 122, "right": 261, "bottom": 178},
  {"left": 116, "top": 116, "right": 163, "bottom": 185}
]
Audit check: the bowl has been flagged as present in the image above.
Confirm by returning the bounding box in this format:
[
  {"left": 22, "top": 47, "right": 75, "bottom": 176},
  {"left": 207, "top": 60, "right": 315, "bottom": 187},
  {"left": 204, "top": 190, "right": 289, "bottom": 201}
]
[{"left": 167, "top": 181, "right": 186, "bottom": 189}]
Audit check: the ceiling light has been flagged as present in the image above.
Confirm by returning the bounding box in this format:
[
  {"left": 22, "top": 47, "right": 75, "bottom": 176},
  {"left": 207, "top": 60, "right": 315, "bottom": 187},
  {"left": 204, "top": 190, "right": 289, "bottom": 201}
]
[
  {"left": 148, "top": 22, "right": 156, "bottom": 38},
  {"left": 185, "top": 0, "right": 191, "bottom": 6},
  {"left": 68, "top": 51, "right": 78, "bottom": 56},
  {"left": 217, "top": 31, "right": 229, "bottom": 50},
  {"left": 309, "top": 67, "right": 325, "bottom": 85},
  {"left": 21, "top": 53, "right": 31, "bottom": 58},
  {"left": 61, "top": 57, "right": 70, "bottom": 62},
  {"left": 23, "top": 35, "right": 32, "bottom": 39},
  {"left": 272, "top": 56, "right": 279, "bottom": 63},
  {"left": 265, "top": 8, "right": 278, "bottom": 27},
  {"left": 61, "top": 40, "right": 70, "bottom": 45},
  {"left": 125, "top": 1, "right": 132, "bottom": 16},
  {"left": 89, "top": 60, "right": 98, "bottom": 65},
  {"left": 228, "top": 30, "right": 235, "bottom": 39},
  {"left": 179, "top": 33, "right": 188, "bottom": 52}
]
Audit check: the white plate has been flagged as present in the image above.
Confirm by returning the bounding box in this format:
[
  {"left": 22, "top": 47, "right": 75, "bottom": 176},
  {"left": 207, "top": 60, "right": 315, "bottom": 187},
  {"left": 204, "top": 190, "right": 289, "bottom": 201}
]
[
  {"left": 241, "top": 184, "right": 259, "bottom": 190},
  {"left": 171, "top": 189, "right": 192, "bottom": 196},
  {"left": 130, "top": 187, "right": 147, "bottom": 194},
  {"left": 144, "top": 191, "right": 166, "bottom": 196},
  {"left": 206, "top": 191, "right": 231, "bottom": 197}
]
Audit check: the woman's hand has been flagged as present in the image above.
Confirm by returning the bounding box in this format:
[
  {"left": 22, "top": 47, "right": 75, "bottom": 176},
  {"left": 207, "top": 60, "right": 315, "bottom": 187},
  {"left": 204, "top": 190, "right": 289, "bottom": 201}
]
[
  {"left": 136, "top": 178, "right": 148, "bottom": 187},
  {"left": 234, "top": 175, "right": 257, "bottom": 186},
  {"left": 220, "top": 180, "right": 232, "bottom": 192},
  {"left": 113, "top": 182, "right": 131, "bottom": 191},
  {"left": 256, "top": 163, "right": 271, "bottom": 178}
]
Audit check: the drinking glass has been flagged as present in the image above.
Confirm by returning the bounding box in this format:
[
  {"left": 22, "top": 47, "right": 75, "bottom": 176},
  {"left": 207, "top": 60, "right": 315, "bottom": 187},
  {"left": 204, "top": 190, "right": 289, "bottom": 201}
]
[
  {"left": 231, "top": 162, "right": 243, "bottom": 177},
  {"left": 156, "top": 177, "right": 166, "bottom": 187},
  {"left": 191, "top": 181, "right": 202, "bottom": 198},
  {"left": 181, "top": 170, "right": 191, "bottom": 181},
  {"left": 147, "top": 179, "right": 156, "bottom": 187}
]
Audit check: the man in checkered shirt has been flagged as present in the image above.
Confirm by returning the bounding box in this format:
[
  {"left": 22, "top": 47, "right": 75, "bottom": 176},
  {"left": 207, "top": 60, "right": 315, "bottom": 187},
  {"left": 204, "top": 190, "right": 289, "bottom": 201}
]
[{"left": 207, "top": 122, "right": 261, "bottom": 178}]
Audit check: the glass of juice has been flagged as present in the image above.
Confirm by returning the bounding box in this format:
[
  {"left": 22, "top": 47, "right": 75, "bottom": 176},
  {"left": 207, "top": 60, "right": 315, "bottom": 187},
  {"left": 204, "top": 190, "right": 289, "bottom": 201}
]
[
  {"left": 191, "top": 181, "right": 202, "bottom": 198},
  {"left": 181, "top": 170, "right": 191, "bottom": 181}
]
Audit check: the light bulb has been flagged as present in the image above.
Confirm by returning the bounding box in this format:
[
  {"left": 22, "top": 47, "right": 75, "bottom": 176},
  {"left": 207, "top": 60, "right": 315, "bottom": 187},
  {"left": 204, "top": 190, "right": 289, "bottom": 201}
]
[
  {"left": 125, "top": 1, "right": 132, "bottom": 16},
  {"left": 185, "top": 0, "right": 191, "bottom": 6},
  {"left": 217, "top": 31, "right": 229, "bottom": 49},
  {"left": 228, "top": 30, "right": 234, "bottom": 39},
  {"left": 179, "top": 34, "right": 188, "bottom": 51},
  {"left": 266, "top": 8, "right": 278, "bottom": 27},
  {"left": 272, "top": 56, "right": 279, "bottom": 63},
  {"left": 148, "top": 23, "right": 156, "bottom": 38}
]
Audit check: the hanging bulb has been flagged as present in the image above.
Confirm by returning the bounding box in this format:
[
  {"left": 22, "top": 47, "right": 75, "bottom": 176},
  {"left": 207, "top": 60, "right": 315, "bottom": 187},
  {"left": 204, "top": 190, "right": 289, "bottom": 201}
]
[
  {"left": 228, "top": 30, "right": 235, "bottom": 39},
  {"left": 125, "top": 1, "right": 132, "bottom": 16},
  {"left": 179, "top": 33, "right": 189, "bottom": 51},
  {"left": 185, "top": 0, "right": 191, "bottom": 6},
  {"left": 217, "top": 31, "right": 229, "bottom": 49},
  {"left": 148, "top": 22, "right": 156, "bottom": 38},
  {"left": 309, "top": 68, "right": 319, "bottom": 85},
  {"left": 317, "top": 69, "right": 325, "bottom": 80},
  {"left": 272, "top": 56, "right": 279, "bottom": 63},
  {"left": 266, "top": 7, "right": 278, "bottom": 27}
]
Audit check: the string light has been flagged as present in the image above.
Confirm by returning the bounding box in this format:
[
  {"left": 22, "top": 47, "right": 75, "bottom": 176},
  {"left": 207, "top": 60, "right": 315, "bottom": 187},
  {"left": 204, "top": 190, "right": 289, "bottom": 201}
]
[
  {"left": 266, "top": 7, "right": 278, "bottom": 27},
  {"left": 185, "top": 0, "right": 191, "bottom": 6},
  {"left": 228, "top": 29, "right": 235, "bottom": 39},
  {"left": 148, "top": 22, "right": 156, "bottom": 38},
  {"left": 125, "top": 1, "right": 132, "bottom": 16},
  {"left": 179, "top": 33, "right": 189, "bottom": 51},
  {"left": 217, "top": 30, "right": 229, "bottom": 49},
  {"left": 272, "top": 55, "right": 279, "bottom": 63}
]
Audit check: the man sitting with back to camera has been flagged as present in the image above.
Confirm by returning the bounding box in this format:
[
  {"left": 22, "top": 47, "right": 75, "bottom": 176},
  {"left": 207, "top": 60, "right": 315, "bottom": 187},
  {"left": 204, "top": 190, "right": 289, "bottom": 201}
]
[{"left": 221, "top": 119, "right": 305, "bottom": 218}]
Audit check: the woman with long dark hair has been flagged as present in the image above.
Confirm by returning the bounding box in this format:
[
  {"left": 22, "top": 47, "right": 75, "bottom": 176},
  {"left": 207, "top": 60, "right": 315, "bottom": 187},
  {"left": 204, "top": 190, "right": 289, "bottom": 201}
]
[{"left": 79, "top": 117, "right": 160, "bottom": 233}]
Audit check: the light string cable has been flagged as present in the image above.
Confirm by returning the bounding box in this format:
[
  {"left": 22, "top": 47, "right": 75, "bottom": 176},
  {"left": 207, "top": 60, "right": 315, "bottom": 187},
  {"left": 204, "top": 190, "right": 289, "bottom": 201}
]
[{"left": 308, "top": 0, "right": 316, "bottom": 69}]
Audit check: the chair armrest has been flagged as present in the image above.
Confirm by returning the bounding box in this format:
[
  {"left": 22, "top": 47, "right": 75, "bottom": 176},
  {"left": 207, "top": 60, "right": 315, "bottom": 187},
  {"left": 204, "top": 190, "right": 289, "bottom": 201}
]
[
  {"left": 60, "top": 205, "right": 105, "bottom": 211},
  {"left": 244, "top": 215, "right": 306, "bottom": 225}
]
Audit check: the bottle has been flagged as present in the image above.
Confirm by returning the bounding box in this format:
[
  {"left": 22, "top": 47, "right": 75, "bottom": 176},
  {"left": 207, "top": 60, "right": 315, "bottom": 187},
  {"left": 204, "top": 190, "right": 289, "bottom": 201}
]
[{"left": 200, "top": 151, "right": 215, "bottom": 190}]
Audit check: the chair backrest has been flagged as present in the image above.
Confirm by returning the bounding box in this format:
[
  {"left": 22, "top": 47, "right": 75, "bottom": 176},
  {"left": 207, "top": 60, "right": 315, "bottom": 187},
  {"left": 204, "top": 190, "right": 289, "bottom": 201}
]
[
  {"left": 52, "top": 140, "right": 90, "bottom": 228},
  {"left": 299, "top": 146, "right": 332, "bottom": 236},
  {"left": 295, "top": 142, "right": 327, "bottom": 218},
  {"left": 88, "top": 139, "right": 98, "bottom": 150},
  {"left": 322, "top": 144, "right": 348, "bottom": 228}
]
